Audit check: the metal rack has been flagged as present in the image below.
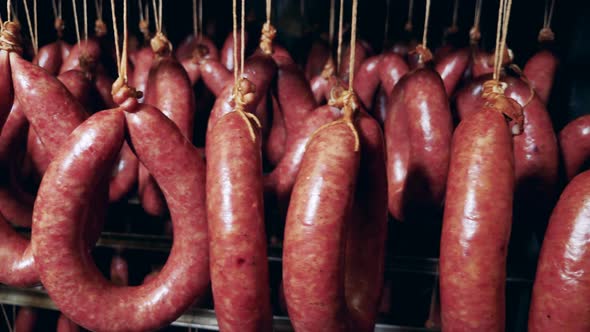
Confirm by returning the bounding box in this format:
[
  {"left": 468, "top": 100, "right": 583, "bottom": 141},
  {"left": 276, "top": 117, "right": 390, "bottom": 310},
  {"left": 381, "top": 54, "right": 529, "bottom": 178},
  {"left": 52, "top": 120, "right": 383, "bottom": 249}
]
[{"left": 0, "top": 231, "right": 535, "bottom": 331}]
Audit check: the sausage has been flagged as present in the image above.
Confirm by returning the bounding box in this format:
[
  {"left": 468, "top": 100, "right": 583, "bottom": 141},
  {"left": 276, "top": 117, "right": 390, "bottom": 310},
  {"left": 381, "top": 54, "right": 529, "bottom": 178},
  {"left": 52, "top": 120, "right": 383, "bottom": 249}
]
[
  {"left": 139, "top": 55, "right": 196, "bottom": 216},
  {"left": 345, "top": 112, "right": 388, "bottom": 332},
  {"left": 354, "top": 55, "right": 382, "bottom": 110},
  {"left": 179, "top": 36, "right": 221, "bottom": 86},
  {"left": 110, "top": 254, "right": 129, "bottom": 286},
  {"left": 523, "top": 49, "right": 558, "bottom": 104},
  {"left": 435, "top": 48, "right": 470, "bottom": 96},
  {"left": 283, "top": 119, "right": 360, "bottom": 332},
  {"left": 305, "top": 40, "right": 330, "bottom": 80},
  {"left": 528, "top": 170, "right": 590, "bottom": 331},
  {"left": 0, "top": 48, "right": 13, "bottom": 129},
  {"left": 59, "top": 38, "right": 102, "bottom": 74},
  {"left": 206, "top": 109, "right": 272, "bottom": 332},
  {"left": 206, "top": 51, "right": 277, "bottom": 136},
  {"left": 94, "top": 68, "right": 117, "bottom": 109},
  {"left": 15, "top": 307, "right": 38, "bottom": 332},
  {"left": 339, "top": 40, "right": 372, "bottom": 83},
  {"left": 129, "top": 46, "right": 153, "bottom": 102},
  {"left": 454, "top": 76, "right": 485, "bottom": 122},
  {"left": 265, "top": 94, "right": 285, "bottom": 165},
  {"left": 33, "top": 40, "right": 67, "bottom": 76},
  {"left": 0, "top": 105, "right": 33, "bottom": 227},
  {"left": 471, "top": 48, "right": 513, "bottom": 78},
  {"left": 57, "top": 314, "right": 81, "bottom": 332},
  {"left": 176, "top": 34, "right": 219, "bottom": 62},
  {"left": 385, "top": 68, "right": 453, "bottom": 221},
  {"left": 379, "top": 52, "right": 410, "bottom": 96},
  {"left": 32, "top": 106, "right": 209, "bottom": 331},
  {"left": 199, "top": 58, "right": 233, "bottom": 96},
  {"left": 221, "top": 30, "right": 248, "bottom": 71},
  {"left": 310, "top": 73, "right": 333, "bottom": 104},
  {"left": 440, "top": 107, "right": 514, "bottom": 331},
  {"left": 0, "top": 206, "right": 38, "bottom": 286},
  {"left": 455, "top": 75, "right": 559, "bottom": 221},
  {"left": 264, "top": 105, "right": 342, "bottom": 213},
  {"left": 559, "top": 115, "right": 590, "bottom": 180}
]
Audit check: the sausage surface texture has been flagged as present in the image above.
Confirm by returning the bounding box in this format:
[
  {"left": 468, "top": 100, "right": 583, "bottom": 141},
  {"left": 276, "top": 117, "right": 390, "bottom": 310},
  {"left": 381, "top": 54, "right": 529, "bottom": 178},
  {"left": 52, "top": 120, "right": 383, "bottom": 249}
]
[
  {"left": 385, "top": 68, "right": 453, "bottom": 221},
  {"left": 528, "top": 170, "right": 590, "bottom": 331},
  {"left": 523, "top": 49, "right": 558, "bottom": 104},
  {"left": 440, "top": 108, "right": 514, "bottom": 331},
  {"left": 32, "top": 106, "right": 209, "bottom": 331},
  {"left": 560, "top": 115, "right": 590, "bottom": 180},
  {"left": 206, "top": 110, "right": 272, "bottom": 332}
]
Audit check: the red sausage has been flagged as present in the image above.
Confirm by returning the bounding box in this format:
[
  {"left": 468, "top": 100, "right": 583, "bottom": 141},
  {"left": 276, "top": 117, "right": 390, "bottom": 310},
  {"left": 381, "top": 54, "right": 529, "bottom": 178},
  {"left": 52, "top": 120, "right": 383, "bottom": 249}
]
[
  {"left": 305, "top": 40, "right": 330, "bottom": 80},
  {"left": 140, "top": 55, "right": 196, "bottom": 216},
  {"left": 440, "top": 108, "right": 514, "bottom": 331},
  {"left": 283, "top": 120, "right": 360, "bottom": 332},
  {"left": 110, "top": 254, "right": 129, "bottom": 286},
  {"left": 176, "top": 34, "right": 219, "bottom": 62},
  {"left": 57, "top": 314, "right": 80, "bottom": 332},
  {"left": 560, "top": 115, "right": 590, "bottom": 180},
  {"left": 354, "top": 55, "right": 382, "bottom": 110},
  {"left": 33, "top": 41, "right": 67, "bottom": 76},
  {"left": 207, "top": 109, "right": 272, "bottom": 332},
  {"left": 528, "top": 170, "right": 590, "bottom": 331},
  {"left": 14, "top": 307, "right": 38, "bottom": 332},
  {"left": 32, "top": 106, "right": 209, "bottom": 331},
  {"left": 385, "top": 68, "right": 453, "bottom": 221},
  {"left": 265, "top": 94, "right": 285, "bottom": 165},
  {"left": 0, "top": 48, "right": 13, "bottom": 129},
  {"left": 523, "top": 49, "right": 558, "bottom": 104},
  {"left": 59, "top": 39, "right": 102, "bottom": 74},
  {"left": 379, "top": 52, "right": 410, "bottom": 96},
  {"left": 264, "top": 105, "right": 342, "bottom": 211},
  {"left": 0, "top": 105, "right": 33, "bottom": 227},
  {"left": 221, "top": 30, "right": 248, "bottom": 71},
  {"left": 339, "top": 40, "right": 372, "bottom": 83},
  {"left": 345, "top": 112, "right": 388, "bottom": 332},
  {"left": 435, "top": 48, "right": 470, "bottom": 96},
  {"left": 199, "top": 58, "right": 233, "bottom": 96},
  {"left": 471, "top": 48, "right": 513, "bottom": 78},
  {"left": 129, "top": 46, "right": 153, "bottom": 102}
]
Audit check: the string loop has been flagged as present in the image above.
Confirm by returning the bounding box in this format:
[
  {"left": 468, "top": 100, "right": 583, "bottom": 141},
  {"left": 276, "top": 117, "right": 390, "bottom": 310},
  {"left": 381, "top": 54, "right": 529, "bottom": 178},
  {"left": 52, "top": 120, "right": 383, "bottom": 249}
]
[{"left": 0, "top": 21, "right": 22, "bottom": 53}]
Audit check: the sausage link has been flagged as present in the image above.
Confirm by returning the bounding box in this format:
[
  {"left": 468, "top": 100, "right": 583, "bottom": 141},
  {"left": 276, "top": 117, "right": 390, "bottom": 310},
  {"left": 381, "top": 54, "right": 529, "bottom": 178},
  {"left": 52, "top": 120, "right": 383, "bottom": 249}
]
[
  {"left": 353, "top": 55, "right": 382, "bottom": 110},
  {"left": 179, "top": 36, "right": 221, "bottom": 86},
  {"left": 0, "top": 50, "right": 13, "bottom": 129},
  {"left": 435, "top": 48, "right": 470, "bottom": 96},
  {"left": 283, "top": 121, "right": 360, "bottom": 332},
  {"left": 265, "top": 94, "right": 285, "bottom": 165},
  {"left": 440, "top": 108, "right": 514, "bottom": 331},
  {"left": 523, "top": 49, "right": 558, "bottom": 104},
  {"left": 129, "top": 46, "right": 153, "bottom": 103},
  {"left": 206, "top": 111, "right": 272, "bottom": 332},
  {"left": 199, "top": 58, "right": 233, "bottom": 96},
  {"left": 33, "top": 41, "right": 65, "bottom": 76},
  {"left": 528, "top": 170, "right": 590, "bottom": 331},
  {"left": 59, "top": 39, "right": 102, "bottom": 74},
  {"left": 140, "top": 55, "right": 196, "bottom": 216},
  {"left": 378, "top": 52, "right": 409, "bottom": 95},
  {"left": 57, "top": 314, "right": 80, "bottom": 332},
  {"left": 221, "top": 30, "right": 248, "bottom": 71},
  {"left": 0, "top": 105, "right": 33, "bottom": 227},
  {"left": 32, "top": 106, "right": 209, "bottom": 331},
  {"left": 15, "top": 307, "right": 38, "bottom": 332},
  {"left": 339, "top": 40, "right": 372, "bottom": 83},
  {"left": 176, "top": 35, "right": 219, "bottom": 62},
  {"left": 559, "top": 115, "right": 590, "bottom": 180},
  {"left": 345, "top": 113, "right": 388, "bottom": 332},
  {"left": 385, "top": 68, "right": 453, "bottom": 221},
  {"left": 305, "top": 40, "right": 330, "bottom": 80}
]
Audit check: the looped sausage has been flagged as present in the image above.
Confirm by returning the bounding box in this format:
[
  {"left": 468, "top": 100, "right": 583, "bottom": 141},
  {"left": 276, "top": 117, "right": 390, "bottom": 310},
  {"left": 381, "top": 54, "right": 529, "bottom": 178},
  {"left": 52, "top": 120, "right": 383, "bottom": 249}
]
[
  {"left": 385, "top": 68, "right": 453, "bottom": 221},
  {"left": 528, "top": 170, "right": 590, "bottom": 331},
  {"left": 32, "top": 106, "right": 209, "bottom": 331},
  {"left": 440, "top": 107, "right": 515, "bottom": 331},
  {"left": 139, "top": 54, "right": 196, "bottom": 216}
]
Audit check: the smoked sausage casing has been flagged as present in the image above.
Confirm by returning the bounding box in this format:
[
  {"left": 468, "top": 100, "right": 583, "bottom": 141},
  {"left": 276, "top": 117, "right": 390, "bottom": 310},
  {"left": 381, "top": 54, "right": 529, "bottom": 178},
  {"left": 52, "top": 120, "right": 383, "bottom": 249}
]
[
  {"left": 528, "top": 170, "right": 590, "bottom": 331},
  {"left": 32, "top": 106, "right": 210, "bottom": 332},
  {"left": 440, "top": 108, "right": 514, "bottom": 331},
  {"left": 283, "top": 121, "right": 360, "bottom": 332},
  {"left": 559, "top": 115, "right": 590, "bottom": 180},
  {"left": 523, "top": 49, "right": 558, "bottom": 104},
  {"left": 206, "top": 110, "right": 272, "bottom": 332}
]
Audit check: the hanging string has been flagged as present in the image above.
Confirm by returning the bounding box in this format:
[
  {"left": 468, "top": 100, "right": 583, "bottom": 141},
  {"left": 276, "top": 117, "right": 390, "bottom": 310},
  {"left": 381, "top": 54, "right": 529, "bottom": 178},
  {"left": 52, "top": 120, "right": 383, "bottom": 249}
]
[
  {"left": 412, "top": 0, "right": 432, "bottom": 63},
  {"left": 259, "top": 0, "right": 275, "bottom": 54},
  {"left": 240, "top": 0, "right": 245, "bottom": 75},
  {"left": 421, "top": 0, "right": 431, "bottom": 48},
  {"left": 138, "top": 0, "right": 150, "bottom": 41},
  {"left": 447, "top": 0, "right": 459, "bottom": 34},
  {"left": 405, "top": 0, "right": 414, "bottom": 32},
  {"left": 151, "top": 0, "right": 162, "bottom": 33},
  {"left": 83, "top": 0, "right": 88, "bottom": 40},
  {"left": 539, "top": 0, "right": 556, "bottom": 41},
  {"left": 336, "top": 0, "right": 344, "bottom": 73},
  {"left": 192, "top": 0, "right": 197, "bottom": 38},
  {"left": 470, "top": 0, "right": 482, "bottom": 44},
  {"left": 383, "top": 0, "right": 391, "bottom": 47},
  {"left": 265, "top": 0, "right": 271, "bottom": 25},
  {"left": 110, "top": 0, "right": 120, "bottom": 71},
  {"left": 329, "top": 0, "right": 335, "bottom": 50},
  {"left": 198, "top": 0, "right": 203, "bottom": 41},
  {"left": 72, "top": 0, "right": 81, "bottom": 44},
  {"left": 347, "top": 0, "right": 358, "bottom": 91},
  {"left": 7, "top": 0, "right": 12, "bottom": 22},
  {"left": 23, "top": 0, "right": 38, "bottom": 54},
  {"left": 232, "top": 0, "right": 238, "bottom": 84},
  {"left": 94, "top": 0, "right": 106, "bottom": 37},
  {"left": 150, "top": 0, "right": 170, "bottom": 55},
  {"left": 494, "top": 0, "right": 512, "bottom": 81},
  {"left": 111, "top": 0, "right": 141, "bottom": 105},
  {"left": 52, "top": 0, "right": 65, "bottom": 38}
]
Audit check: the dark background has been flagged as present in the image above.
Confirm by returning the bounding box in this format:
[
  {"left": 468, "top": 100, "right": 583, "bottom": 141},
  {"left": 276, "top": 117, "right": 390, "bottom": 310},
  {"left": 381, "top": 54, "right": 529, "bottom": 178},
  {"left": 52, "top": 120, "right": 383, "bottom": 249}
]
[{"left": 1, "top": 0, "right": 589, "bottom": 130}]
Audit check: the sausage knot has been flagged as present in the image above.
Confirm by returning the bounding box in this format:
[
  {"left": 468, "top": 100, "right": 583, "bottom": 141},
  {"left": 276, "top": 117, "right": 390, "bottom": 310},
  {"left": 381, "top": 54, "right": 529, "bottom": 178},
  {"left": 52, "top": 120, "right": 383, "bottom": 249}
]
[
  {"left": 411, "top": 44, "right": 433, "bottom": 64},
  {"left": 232, "top": 77, "right": 256, "bottom": 112},
  {"left": 469, "top": 26, "right": 481, "bottom": 45},
  {"left": 538, "top": 27, "right": 555, "bottom": 43},
  {"left": 482, "top": 80, "right": 524, "bottom": 135},
  {"left": 321, "top": 57, "right": 335, "bottom": 79},
  {"left": 139, "top": 20, "right": 150, "bottom": 41},
  {"left": 259, "top": 22, "right": 277, "bottom": 55},
  {"left": 95, "top": 19, "right": 107, "bottom": 38},
  {"left": 150, "top": 32, "right": 172, "bottom": 57},
  {"left": 192, "top": 44, "right": 210, "bottom": 63},
  {"left": 54, "top": 18, "right": 65, "bottom": 39},
  {"left": 0, "top": 21, "right": 23, "bottom": 54},
  {"left": 112, "top": 77, "right": 142, "bottom": 111}
]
